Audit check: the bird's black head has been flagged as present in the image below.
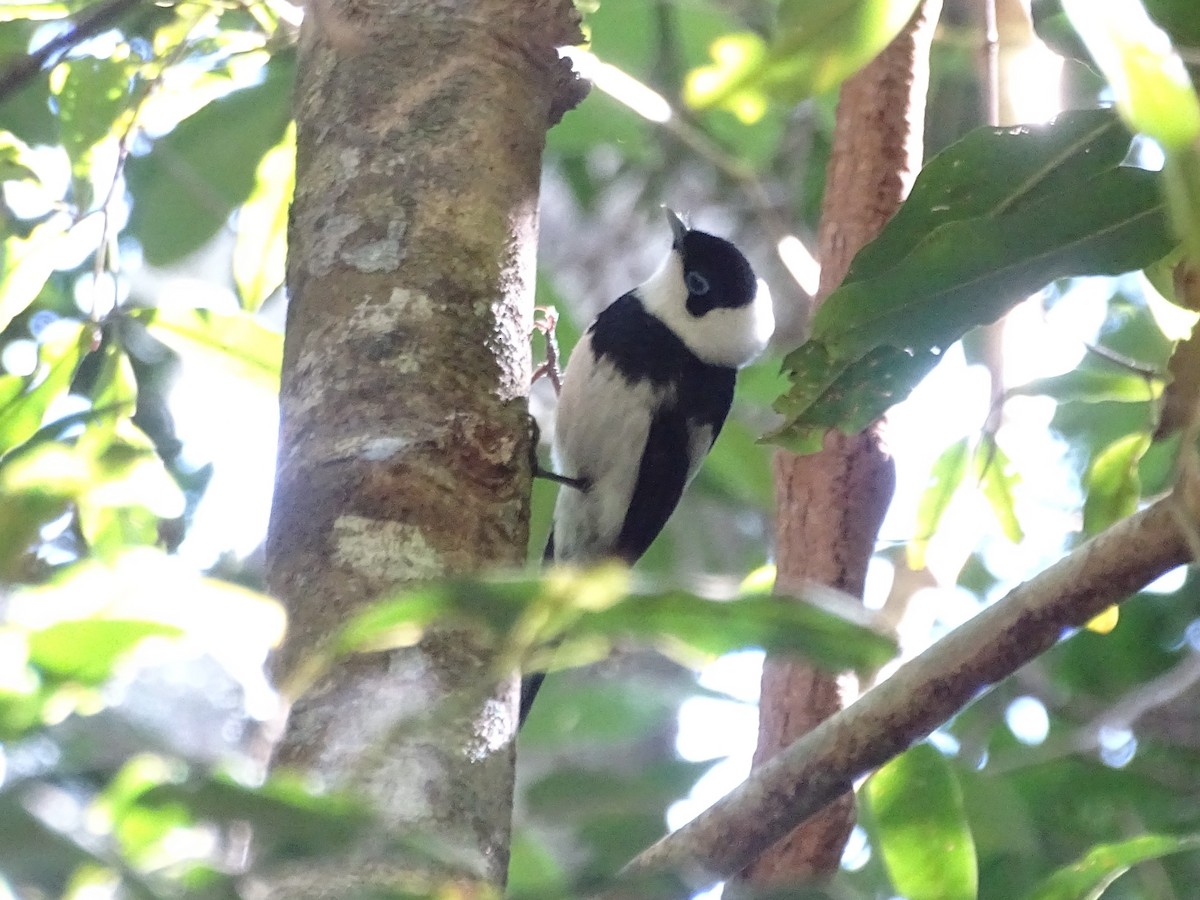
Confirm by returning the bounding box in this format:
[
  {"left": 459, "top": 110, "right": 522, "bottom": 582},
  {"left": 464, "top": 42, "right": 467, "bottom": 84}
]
[{"left": 666, "top": 209, "right": 758, "bottom": 318}]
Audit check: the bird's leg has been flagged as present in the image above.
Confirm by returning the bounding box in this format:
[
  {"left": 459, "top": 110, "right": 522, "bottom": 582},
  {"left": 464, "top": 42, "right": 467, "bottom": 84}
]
[
  {"left": 531, "top": 305, "right": 564, "bottom": 395},
  {"left": 527, "top": 414, "right": 589, "bottom": 491}
]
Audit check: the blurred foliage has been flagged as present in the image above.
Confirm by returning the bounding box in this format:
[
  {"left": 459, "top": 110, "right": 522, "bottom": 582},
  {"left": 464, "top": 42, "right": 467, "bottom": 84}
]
[{"left": 1, "top": 0, "right": 1200, "bottom": 898}]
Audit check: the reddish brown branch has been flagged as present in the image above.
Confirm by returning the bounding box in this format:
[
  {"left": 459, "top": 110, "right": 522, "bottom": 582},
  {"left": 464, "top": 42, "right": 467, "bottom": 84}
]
[{"left": 745, "top": 0, "right": 941, "bottom": 885}]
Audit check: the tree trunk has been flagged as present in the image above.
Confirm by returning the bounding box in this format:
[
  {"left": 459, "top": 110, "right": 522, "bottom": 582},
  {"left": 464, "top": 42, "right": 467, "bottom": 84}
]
[
  {"left": 743, "top": 1, "right": 942, "bottom": 886},
  {"left": 263, "top": 1, "right": 584, "bottom": 893}
]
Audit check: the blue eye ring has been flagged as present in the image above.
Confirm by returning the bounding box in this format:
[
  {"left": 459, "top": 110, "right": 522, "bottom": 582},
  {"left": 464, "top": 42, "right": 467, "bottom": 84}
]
[{"left": 686, "top": 271, "right": 710, "bottom": 295}]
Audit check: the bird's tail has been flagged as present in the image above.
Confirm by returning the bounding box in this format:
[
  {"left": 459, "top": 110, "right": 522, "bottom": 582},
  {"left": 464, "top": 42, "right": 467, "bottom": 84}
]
[{"left": 519, "top": 531, "right": 557, "bottom": 727}]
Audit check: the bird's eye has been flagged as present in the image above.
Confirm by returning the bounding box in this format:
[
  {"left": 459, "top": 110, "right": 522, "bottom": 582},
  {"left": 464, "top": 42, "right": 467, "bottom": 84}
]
[{"left": 686, "top": 271, "right": 710, "bottom": 295}]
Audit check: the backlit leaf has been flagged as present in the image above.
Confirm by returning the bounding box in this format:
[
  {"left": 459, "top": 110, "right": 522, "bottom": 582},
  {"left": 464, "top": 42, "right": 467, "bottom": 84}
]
[
  {"left": 908, "top": 436, "right": 970, "bottom": 570},
  {"left": 50, "top": 52, "right": 136, "bottom": 207},
  {"left": 1027, "top": 833, "right": 1200, "bottom": 900},
  {"left": 234, "top": 122, "right": 294, "bottom": 311},
  {"left": 1009, "top": 366, "right": 1160, "bottom": 404},
  {"left": 685, "top": 0, "right": 922, "bottom": 115},
  {"left": 131, "top": 306, "right": 281, "bottom": 390},
  {"left": 976, "top": 436, "right": 1023, "bottom": 544},
  {"left": 1082, "top": 432, "right": 1150, "bottom": 535},
  {"left": 864, "top": 743, "right": 977, "bottom": 900},
  {"left": 0, "top": 321, "right": 89, "bottom": 458},
  {"left": 0, "top": 218, "right": 70, "bottom": 333},
  {"left": 1062, "top": 0, "right": 1200, "bottom": 153},
  {"left": 28, "top": 618, "right": 181, "bottom": 684},
  {"left": 125, "top": 52, "right": 293, "bottom": 264}
]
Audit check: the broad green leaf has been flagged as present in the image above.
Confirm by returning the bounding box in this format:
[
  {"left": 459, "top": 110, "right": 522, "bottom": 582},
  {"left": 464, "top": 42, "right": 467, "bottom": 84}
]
[
  {"left": 864, "top": 743, "right": 977, "bottom": 900},
  {"left": 976, "top": 437, "right": 1023, "bottom": 544},
  {"left": 330, "top": 568, "right": 896, "bottom": 692},
  {"left": 1009, "top": 366, "right": 1160, "bottom": 404},
  {"left": 576, "top": 587, "right": 897, "bottom": 672},
  {"left": 685, "top": 0, "right": 922, "bottom": 116},
  {"left": 847, "top": 110, "right": 1136, "bottom": 283},
  {"left": 131, "top": 306, "right": 282, "bottom": 390},
  {"left": 0, "top": 321, "right": 89, "bottom": 457},
  {"left": 768, "top": 110, "right": 1175, "bottom": 453},
  {"left": 125, "top": 52, "right": 293, "bottom": 265},
  {"left": 1027, "top": 833, "right": 1200, "bottom": 900},
  {"left": 49, "top": 51, "right": 136, "bottom": 208},
  {"left": 234, "top": 122, "right": 294, "bottom": 311},
  {"left": 1062, "top": 0, "right": 1200, "bottom": 153},
  {"left": 27, "top": 618, "right": 181, "bottom": 685},
  {"left": 1082, "top": 432, "right": 1151, "bottom": 534},
  {"left": 908, "top": 436, "right": 970, "bottom": 570},
  {"left": 0, "top": 218, "right": 70, "bottom": 332}
]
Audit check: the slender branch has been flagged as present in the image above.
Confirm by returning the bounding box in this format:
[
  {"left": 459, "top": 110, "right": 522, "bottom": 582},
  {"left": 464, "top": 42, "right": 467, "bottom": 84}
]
[
  {"left": 0, "top": 0, "right": 143, "bottom": 104},
  {"left": 982, "top": 0, "right": 999, "bottom": 128},
  {"left": 617, "top": 495, "right": 1192, "bottom": 891}
]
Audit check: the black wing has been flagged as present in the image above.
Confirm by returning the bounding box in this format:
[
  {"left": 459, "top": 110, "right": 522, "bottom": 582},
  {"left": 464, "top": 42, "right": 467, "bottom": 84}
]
[
  {"left": 613, "top": 357, "right": 736, "bottom": 564},
  {"left": 612, "top": 410, "right": 691, "bottom": 564}
]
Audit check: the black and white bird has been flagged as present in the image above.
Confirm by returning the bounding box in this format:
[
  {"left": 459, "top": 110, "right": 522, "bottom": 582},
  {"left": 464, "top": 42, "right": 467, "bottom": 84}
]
[{"left": 521, "top": 209, "right": 774, "bottom": 723}]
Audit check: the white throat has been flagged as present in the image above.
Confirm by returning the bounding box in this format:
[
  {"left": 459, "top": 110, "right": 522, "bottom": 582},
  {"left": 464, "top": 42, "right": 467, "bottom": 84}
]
[{"left": 638, "top": 251, "right": 775, "bottom": 368}]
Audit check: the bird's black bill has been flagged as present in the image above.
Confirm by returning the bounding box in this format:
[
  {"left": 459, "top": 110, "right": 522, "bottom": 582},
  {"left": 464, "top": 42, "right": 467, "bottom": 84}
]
[{"left": 664, "top": 206, "right": 688, "bottom": 247}]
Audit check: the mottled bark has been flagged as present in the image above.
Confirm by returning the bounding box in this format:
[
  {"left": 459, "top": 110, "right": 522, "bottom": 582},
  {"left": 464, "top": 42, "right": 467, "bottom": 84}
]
[
  {"left": 621, "top": 495, "right": 1190, "bottom": 893},
  {"left": 743, "top": 2, "right": 941, "bottom": 885},
  {"left": 263, "top": 0, "right": 584, "bottom": 893}
]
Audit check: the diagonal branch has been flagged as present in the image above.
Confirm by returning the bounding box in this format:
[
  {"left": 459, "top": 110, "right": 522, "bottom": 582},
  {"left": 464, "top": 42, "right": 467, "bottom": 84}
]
[{"left": 618, "top": 494, "right": 1192, "bottom": 891}]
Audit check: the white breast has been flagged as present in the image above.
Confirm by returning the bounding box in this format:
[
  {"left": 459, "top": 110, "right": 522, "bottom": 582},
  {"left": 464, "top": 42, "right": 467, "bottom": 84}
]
[{"left": 550, "top": 333, "right": 668, "bottom": 561}]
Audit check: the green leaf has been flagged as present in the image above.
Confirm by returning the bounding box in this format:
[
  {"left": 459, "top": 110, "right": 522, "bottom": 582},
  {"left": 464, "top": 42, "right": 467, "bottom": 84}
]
[
  {"left": 846, "top": 110, "right": 1136, "bottom": 283},
  {"left": 332, "top": 568, "right": 896, "bottom": 688},
  {"left": 125, "top": 53, "right": 294, "bottom": 265},
  {"left": 685, "top": 0, "right": 923, "bottom": 117},
  {"left": 0, "top": 130, "right": 39, "bottom": 182},
  {"left": 1082, "top": 431, "right": 1151, "bottom": 535},
  {"left": 137, "top": 772, "right": 373, "bottom": 864},
  {"left": 0, "top": 219, "right": 70, "bottom": 333},
  {"left": 0, "top": 321, "right": 89, "bottom": 457},
  {"left": 1009, "top": 366, "right": 1160, "bottom": 404},
  {"left": 976, "top": 436, "right": 1023, "bottom": 544},
  {"left": 909, "top": 436, "right": 970, "bottom": 569},
  {"left": 234, "top": 123, "right": 294, "bottom": 311},
  {"left": 577, "top": 587, "right": 897, "bottom": 672},
  {"left": 1062, "top": 0, "right": 1200, "bottom": 153},
  {"left": 864, "top": 743, "right": 978, "bottom": 900},
  {"left": 49, "top": 51, "right": 136, "bottom": 208},
  {"left": 1027, "top": 833, "right": 1200, "bottom": 900},
  {"left": 28, "top": 618, "right": 181, "bottom": 684},
  {"left": 0, "top": 444, "right": 85, "bottom": 576},
  {"left": 768, "top": 109, "right": 1175, "bottom": 452},
  {"left": 130, "top": 306, "right": 282, "bottom": 390}
]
